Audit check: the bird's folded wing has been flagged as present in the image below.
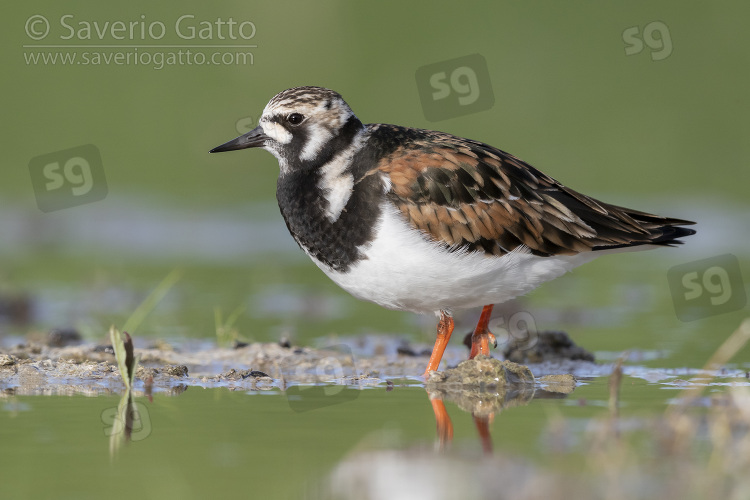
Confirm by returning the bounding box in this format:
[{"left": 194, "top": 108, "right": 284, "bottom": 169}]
[{"left": 365, "top": 126, "right": 694, "bottom": 257}]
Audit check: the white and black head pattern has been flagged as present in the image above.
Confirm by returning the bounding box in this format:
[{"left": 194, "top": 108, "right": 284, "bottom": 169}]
[
  {"left": 211, "top": 86, "right": 383, "bottom": 271},
  {"left": 257, "top": 86, "right": 365, "bottom": 174}
]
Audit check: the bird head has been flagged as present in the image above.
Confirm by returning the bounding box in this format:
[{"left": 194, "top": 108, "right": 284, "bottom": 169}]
[{"left": 210, "top": 86, "right": 365, "bottom": 174}]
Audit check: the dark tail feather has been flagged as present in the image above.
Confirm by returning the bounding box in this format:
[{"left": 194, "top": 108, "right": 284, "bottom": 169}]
[
  {"left": 645, "top": 222, "right": 697, "bottom": 246},
  {"left": 592, "top": 207, "right": 696, "bottom": 251}
]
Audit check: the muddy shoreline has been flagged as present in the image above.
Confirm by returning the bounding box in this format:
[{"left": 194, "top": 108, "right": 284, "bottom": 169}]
[
  {"left": 0, "top": 334, "right": 598, "bottom": 396},
  {"left": 3, "top": 332, "right": 746, "bottom": 397}
]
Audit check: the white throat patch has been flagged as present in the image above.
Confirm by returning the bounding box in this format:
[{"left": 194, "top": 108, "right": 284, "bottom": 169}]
[{"left": 318, "top": 131, "right": 366, "bottom": 222}]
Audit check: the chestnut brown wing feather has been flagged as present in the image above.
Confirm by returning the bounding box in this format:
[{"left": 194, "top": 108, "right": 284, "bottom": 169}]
[{"left": 367, "top": 125, "right": 695, "bottom": 257}]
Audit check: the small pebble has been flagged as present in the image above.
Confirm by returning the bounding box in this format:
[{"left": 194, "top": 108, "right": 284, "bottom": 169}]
[
  {"left": 163, "top": 365, "right": 189, "bottom": 377},
  {"left": 93, "top": 345, "right": 115, "bottom": 355},
  {"left": 0, "top": 354, "right": 18, "bottom": 366}
]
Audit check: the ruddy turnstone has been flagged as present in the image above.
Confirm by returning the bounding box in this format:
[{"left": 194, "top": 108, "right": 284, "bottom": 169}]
[{"left": 210, "top": 86, "right": 696, "bottom": 376}]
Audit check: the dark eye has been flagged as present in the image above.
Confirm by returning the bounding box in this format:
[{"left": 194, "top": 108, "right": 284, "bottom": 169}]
[{"left": 287, "top": 113, "right": 304, "bottom": 125}]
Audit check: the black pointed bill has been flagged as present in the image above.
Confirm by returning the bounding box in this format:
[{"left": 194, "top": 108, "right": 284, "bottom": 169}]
[{"left": 210, "top": 126, "right": 269, "bottom": 153}]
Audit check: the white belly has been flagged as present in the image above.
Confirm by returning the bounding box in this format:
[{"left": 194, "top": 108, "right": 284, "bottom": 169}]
[{"left": 309, "top": 205, "right": 601, "bottom": 314}]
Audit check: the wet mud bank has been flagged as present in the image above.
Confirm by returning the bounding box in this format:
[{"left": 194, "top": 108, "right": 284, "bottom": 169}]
[{"left": 0, "top": 331, "right": 593, "bottom": 396}]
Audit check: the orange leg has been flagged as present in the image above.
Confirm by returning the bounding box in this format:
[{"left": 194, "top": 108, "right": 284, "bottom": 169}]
[
  {"left": 469, "top": 304, "right": 497, "bottom": 359},
  {"left": 423, "top": 311, "right": 454, "bottom": 376},
  {"left": 431, "top": 399, "right": 454, "bottom": 449}
]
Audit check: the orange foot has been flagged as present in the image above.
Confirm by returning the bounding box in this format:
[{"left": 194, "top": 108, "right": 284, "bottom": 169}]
[{"left": 469, "top": 304, "right": 497, "bottom": 359}]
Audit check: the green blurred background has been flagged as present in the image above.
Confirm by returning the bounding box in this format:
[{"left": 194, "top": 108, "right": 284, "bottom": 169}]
[{"left": 1, "top": 1, "right": 748, "bottom": 356}]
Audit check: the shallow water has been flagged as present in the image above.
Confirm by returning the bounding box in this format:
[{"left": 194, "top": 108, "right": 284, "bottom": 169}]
[{"left": 3, "top": 369, "right": 750, "bottom": 500}]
